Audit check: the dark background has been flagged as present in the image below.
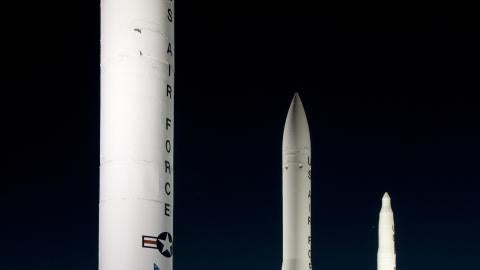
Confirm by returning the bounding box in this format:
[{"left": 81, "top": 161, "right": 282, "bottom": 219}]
[{"left": 2, "top": 2, "right": 479, "bottom": 270}]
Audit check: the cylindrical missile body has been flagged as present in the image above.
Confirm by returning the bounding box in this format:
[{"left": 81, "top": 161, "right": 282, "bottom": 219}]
[
  {"left": 377, "top": 193, "right": 396, "bottom": 270},
  {"left": 282, "top": 93, "right": 312, "bottom": 270},
  {"left": 99, "top": 0, "right": 174, "bottom": 270}
]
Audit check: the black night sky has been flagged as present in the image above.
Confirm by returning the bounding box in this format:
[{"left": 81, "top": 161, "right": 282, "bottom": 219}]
[{"left": 2, "top": 2, "right": 479, "bottom": 270}]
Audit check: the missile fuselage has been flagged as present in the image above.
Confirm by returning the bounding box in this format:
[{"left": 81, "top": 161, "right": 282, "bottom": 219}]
[
  {"left": 377, "top": 193, "right": 396, "bottom": 270},
  {"left": 99, "top": 0, "right": 174, "bottom": 270},
  {"left": 282, "top": 94, "right": 312, "bottom": 270}
]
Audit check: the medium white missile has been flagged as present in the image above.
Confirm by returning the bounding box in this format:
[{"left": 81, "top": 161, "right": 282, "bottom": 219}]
[
  {"left": 99, "top": 0, "right": 174, "bottom": 270},
  {"left": 282, "top": 93, "right": 312, "bottom": 270},
  {"left": 377, "top": 193, "right": 396, "bottom": 270}
]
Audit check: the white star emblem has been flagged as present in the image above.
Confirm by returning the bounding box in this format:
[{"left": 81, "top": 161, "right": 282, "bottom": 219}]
[{"left": 158, "top": 234, "right": 172, "bottom": 254}]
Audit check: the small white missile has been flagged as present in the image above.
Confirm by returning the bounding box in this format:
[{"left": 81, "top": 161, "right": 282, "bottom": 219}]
[
  {"left": 282, "top": 93, "right": 312, "bottom": 270},
  {"left": 99, "top": 0, "right": 175, "bottom": 270},
  {"left": 377, "top": 193, "right": 396, "bottom": 270}
]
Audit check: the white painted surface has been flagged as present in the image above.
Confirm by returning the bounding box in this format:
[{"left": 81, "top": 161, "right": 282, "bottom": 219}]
[
  {"left": 378, "top": 193, "right": 396, "bottom": 270},
  {"left": 100, "top": 0, "right": 174, "bottom": 269}
]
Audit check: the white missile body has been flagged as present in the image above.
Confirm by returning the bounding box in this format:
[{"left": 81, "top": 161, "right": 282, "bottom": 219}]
[
  {"left": 99, "top": 0, "right": 174, "bottom": 270},
  {"left": 377, "top": 193, "right": 396, "bottom": 270},
  {"left": 282, "top": 93, "right": 312, "bottom": 270}
]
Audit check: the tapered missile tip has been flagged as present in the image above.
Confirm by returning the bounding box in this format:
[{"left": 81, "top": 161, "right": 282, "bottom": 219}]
[
  {"left": 290, "top": 92, "right": 301, "bottom": 105},
  {"left": 381, "top": 192, "right": 392, "bottom": 208},
  {"left": 283, "top": 92, "right": 310, "bottom": 150}
]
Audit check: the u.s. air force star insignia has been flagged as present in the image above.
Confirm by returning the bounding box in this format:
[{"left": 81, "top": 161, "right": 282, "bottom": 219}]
[
  {"left": 142, "top": 232, "right": 173, "bottom": 258},
  {"left": 156, "top": 232, "right": 173, "bottom": 257}
]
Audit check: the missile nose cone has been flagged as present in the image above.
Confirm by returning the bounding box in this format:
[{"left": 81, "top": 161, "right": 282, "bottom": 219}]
[
  {"left": 381, "top": 192, "right": 392, "bottom": 208},
  {"left": 282, "top": 93, "right": 311, "bottom": 151},
  {"left": 292, "top": 92, "right": 300, "bottom": 103}
]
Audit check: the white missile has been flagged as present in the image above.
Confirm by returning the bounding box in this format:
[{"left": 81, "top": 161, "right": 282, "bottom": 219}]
[
  {"left": 282, "top": 93, "right": 312, "bottom": 270},
  {"left": 99, "top": 0, "right": 174, "bottom": 270},
  {"left": 377, "top": 193, "right": 396, "bottom": 270}
]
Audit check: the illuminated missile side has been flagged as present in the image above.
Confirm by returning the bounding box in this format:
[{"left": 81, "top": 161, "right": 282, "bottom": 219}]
[
  {"left": 282, "top": 93, "right": 312, "bottom": 270},
  {"left": 377, "top": 193, "right": 396, "bottom": 270},
  {"left": 99, "top": 0, "right": 175, "bottom": 270}
]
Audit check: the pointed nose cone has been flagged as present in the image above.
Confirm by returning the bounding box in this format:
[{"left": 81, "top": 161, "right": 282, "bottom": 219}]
[
  {"left": 282, "top": 93, "right": 311, "bottom": 151},
  {"left": 381, "top": 192, "right": 392, "bottom": 209}
]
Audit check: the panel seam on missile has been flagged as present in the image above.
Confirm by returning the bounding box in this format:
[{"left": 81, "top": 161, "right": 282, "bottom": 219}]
[
  {"left": 99, "top": 198, "right": 172, "bottom": 204},
  {"left": 100, "top": 160, "right": 168, "bottom": 166}
]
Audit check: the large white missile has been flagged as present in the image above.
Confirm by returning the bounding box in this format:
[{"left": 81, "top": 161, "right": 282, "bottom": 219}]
[
  {"left": 99, "top": 0, "right": 174, "bottom": 270},
  {"left": 377, "top": 193, "right": 396, "bottom": 270},
  {"left": 282, "top": 93, "right": 312, "bottom": 270}
]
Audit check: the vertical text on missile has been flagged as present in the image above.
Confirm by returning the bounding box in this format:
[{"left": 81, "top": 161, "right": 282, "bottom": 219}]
[{"left": 164, "top": 0, "right": 174, "bottom": 218}]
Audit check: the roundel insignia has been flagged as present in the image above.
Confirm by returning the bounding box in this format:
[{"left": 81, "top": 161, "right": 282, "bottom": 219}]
[{"left": 156, "top": 232, "right": 173, "bottom": 257}]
